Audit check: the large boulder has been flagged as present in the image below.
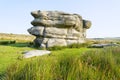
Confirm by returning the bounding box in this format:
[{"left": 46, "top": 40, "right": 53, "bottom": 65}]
[{"left": 28, "top": 10, "right": 91, "bottom": 48}]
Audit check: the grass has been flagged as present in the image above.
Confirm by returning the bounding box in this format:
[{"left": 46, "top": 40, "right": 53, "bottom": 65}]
[
  {"left": 0, "top": 43, "right": 35, "bottom": 74},
  {"left": 0, "top": 40, "right": 16, "bottom": 45},
  {"left": 0, "top": 33, "right": 35, "bottom": 42},
  {"left": 1, "top": 48, "right": 90, "bottom": 80},
  {"left": 0, "top": 42, "right": 90, "bottom": 79},
  {"left": 0, "top": 33, "right": 120, "bottom": 80},
  {"left": 1, "top": 46, "right": 120, "bottom": 80},
  {"left": 46, "top": 43, "right": 91, "bottom": 51}
]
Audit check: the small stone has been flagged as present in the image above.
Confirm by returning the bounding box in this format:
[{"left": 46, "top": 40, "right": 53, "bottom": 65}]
[{"left": 23, "top": 50, "right": 51, "bottom": 58}]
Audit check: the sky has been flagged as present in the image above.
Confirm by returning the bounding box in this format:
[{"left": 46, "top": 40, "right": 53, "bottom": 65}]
[{"left": 0, "top": 0, "right": 120, "bottom": 38}]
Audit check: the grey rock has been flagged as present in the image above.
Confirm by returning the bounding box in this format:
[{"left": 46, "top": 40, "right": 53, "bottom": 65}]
[
  {"left": 23, "top": 50, "right": 51, "bottom": 58},
  {"left": 66, "top": 40, "right": 78, "bottom": 45},
  {"left": 28, "top": 10, "right": 91, "bottom": 48},
  {"left": 47, "top": 38, "right": 67, "bottom": 47},
  {"left": 83, "top": 20, "right": 91, "bottom": 29},
  {"left": 34, "top": 37, "right": 44, "bottom": 47},
  {"left": 88, "top": 43, "right": 119, "bottom": 48},
  {"left": 45, "top": 27, "right": 67, "bottom": 38},
  {"left": 78, "top": 38, "right": 85, "bottom": 43},
  {"left": 66, "top": 39, "right": 85, "bottom": 45},
  {"left": 31, "top": 10, "right": 85, "bottom": 31},
  {"left": 40, "top": 44, "right": 46, "bottom": 48},
  {"left": 88, "top": 44, "right": 104, "bottom": 48},
  {"left": 66, "top": 28, "right": 83, "bottom": 40},
  {"left": 46, "top": 27, "right": 67, "bottom": 35},
  {"left": 28, "top": 26, "right": 44, "bottom": 36}
]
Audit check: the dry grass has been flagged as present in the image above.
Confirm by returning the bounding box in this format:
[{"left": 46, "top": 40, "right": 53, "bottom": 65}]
[{"left": 0, "top": 33, "right": 35, "bottom": 42}]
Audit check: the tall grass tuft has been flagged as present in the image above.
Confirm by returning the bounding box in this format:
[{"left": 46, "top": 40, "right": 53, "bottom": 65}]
[
  {"left": 46, "top": 43, "right": 90, "bottom": 51},
  {"left": 67, "top": 43, "right": 90, "bottom": 48}
]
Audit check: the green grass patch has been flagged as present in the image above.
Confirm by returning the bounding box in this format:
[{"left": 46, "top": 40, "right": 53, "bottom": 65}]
[
  {"left": 1, "top": 46, "right": 120, "bottom": 80},
  {"left": 0, "top": 42, "right": 89, "bottom": 79},
  {"left": 0, "top": 40, "right": 16, "bottom": 45},
  {"left": 0, "top": 40, "right": 120, "bottom": 80},
  {"left": 46, "top": 43, "right": 91, "bottom": 51},
  {"left": 2, "top": 48, "right": 89, "bottom": 80},
  {"left": 0, "top": 44, "right": 35, "bottom": 75}
]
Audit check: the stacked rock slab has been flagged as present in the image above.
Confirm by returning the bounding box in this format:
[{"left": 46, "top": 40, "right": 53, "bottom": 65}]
[{"left": 28, "top": 10, "right": 91, "bottom": 48}]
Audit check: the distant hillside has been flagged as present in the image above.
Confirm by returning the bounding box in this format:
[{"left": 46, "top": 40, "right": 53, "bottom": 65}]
[
  {"left": 104, "top": 37, "right": 120, "bottom": 40},
  {"left": 88, "top": 37, "right": 120, "bottom": 40},
  {"left": 87, "top": 37, "right": 120, "bottom": 44},
  {"left": 0, "top": 33, "right": 35, "bottom": 42}
]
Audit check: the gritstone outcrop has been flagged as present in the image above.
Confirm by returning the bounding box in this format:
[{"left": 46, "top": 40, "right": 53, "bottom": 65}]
[{"left": 28, "top": 10, "right": 91, "bottom": 48}]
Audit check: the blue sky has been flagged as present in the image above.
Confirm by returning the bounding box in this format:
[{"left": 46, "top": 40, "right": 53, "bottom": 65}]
[{"left": 0, "top": 0, "right": 120, "bottom": 38}]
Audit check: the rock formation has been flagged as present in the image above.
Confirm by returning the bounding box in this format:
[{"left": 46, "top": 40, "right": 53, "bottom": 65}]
[{"left": 28, "top": 10, "right": 91, "bottom": 48}]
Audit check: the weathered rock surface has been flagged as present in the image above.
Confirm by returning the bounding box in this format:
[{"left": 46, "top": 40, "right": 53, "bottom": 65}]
[
  {"left": 88, "top": 43, "right": 119, "bottom": 48},
  {"left": 23, "top": 50, "right": 51, "bottom": 58},
  {"left": 28, "top": 10, "right": 91, "bottom": 48}
]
